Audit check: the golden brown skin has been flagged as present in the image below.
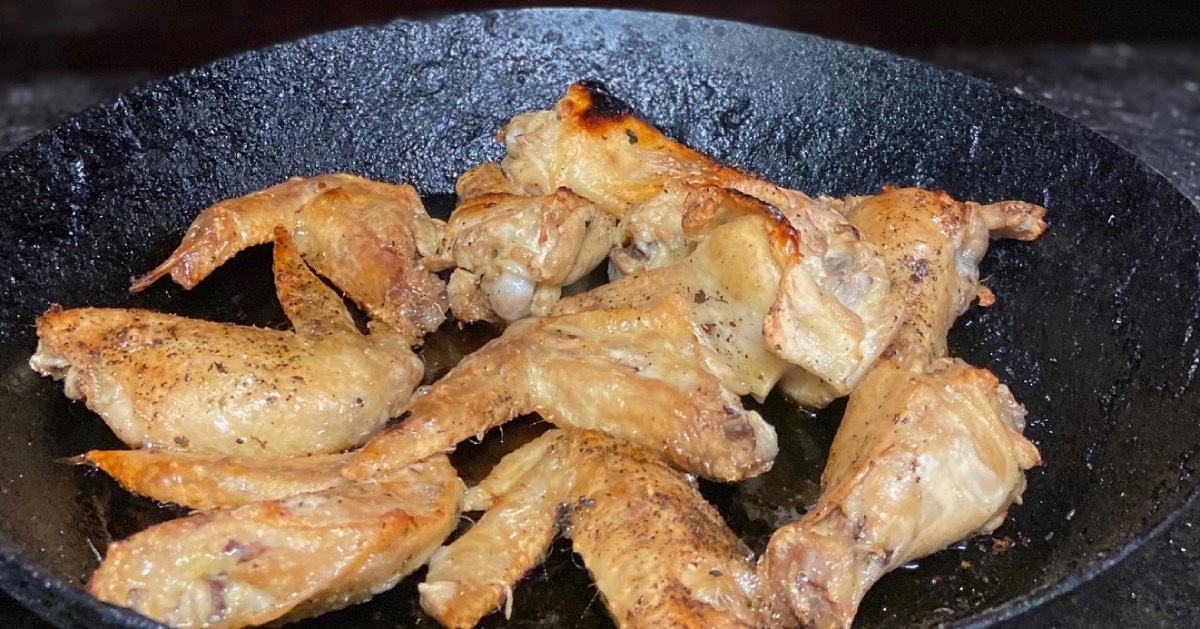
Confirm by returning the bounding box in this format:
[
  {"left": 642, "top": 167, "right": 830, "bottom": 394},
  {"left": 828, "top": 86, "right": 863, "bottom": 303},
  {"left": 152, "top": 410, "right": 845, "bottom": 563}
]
[
  {"left": 426, "top": 163, "right": 617, "bottom": 324},
  {"left": 31, "top": 230, "right": 423, "bottom": 457},
  {"left": 344, "top": 295, "right": 777, "bottom": 483},
  {"left": 421, "top": 431, "right": 782, "bottom": 629},
  {"left": 843, "top": 187, "right": 1047, "bottom": 366},
  {"left": 76, "top": 450, "right": 353, "bottom": 511},
  {"left": 760, "top": 358, "right": 1041, "bottom": 629},
  {"left": 420, "top": 432, "right": 569, "bottom": 628},
  {"left": 500, "top": 81, "right": 743, "bottom": 217},
  {"left": 88, "top": 455, "right": 463, "bottom": 629},
  {"left": 759, "top": 188, "right": 1047, "bottom": 629},
  {"left": 557, "top": 193, "right": 897, "bottom": 402},
  {"left": 500, "top": 82, "right": 901, "bottom": 406},
  {"left": 130, "top": 174, "right": 447, "bottom": 341}
]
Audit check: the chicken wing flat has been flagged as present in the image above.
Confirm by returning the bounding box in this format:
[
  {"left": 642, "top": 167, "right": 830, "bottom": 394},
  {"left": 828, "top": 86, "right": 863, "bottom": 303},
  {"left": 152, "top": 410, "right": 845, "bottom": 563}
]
[
  {"left": 425, "top": 163, "right": 617, "bottom": 323},
  {"left": 31, "top": 229, "right": 423, "bottom": 457},
  {"left": 420, "top": 431, "right": 570, "bottom": 629},
  {"left": 344, "top": 294, "right": 777, "bottom": 483},
  {"left": 88, "top": 454, "right": 462, "bottom": 629},
  {"left": 76, "top": 449, "right": 352, "bottom": 511},
  {"left": 759, "top": 188, "right": 1046, "bottom": 629},
  {"left": 421, "top": 430, "right": 782, "bottom": 629},
  {"left": 130, "top": 174, "right": 447, "bottom": 341},
  {"left": 499, "top": 82, "right": 900, "bottom": 406}
]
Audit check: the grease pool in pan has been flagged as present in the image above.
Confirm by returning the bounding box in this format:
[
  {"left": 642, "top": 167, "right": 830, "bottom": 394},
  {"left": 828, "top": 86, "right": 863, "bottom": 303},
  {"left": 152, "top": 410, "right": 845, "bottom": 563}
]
[{"left": 2, "top": 8, "right": 1200, "bottom": 629}]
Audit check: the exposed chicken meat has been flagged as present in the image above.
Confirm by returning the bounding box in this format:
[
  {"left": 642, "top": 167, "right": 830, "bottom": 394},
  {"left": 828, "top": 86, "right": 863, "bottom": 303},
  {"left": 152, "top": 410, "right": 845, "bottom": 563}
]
[
  {"left": 130, "top": 174, "right": 447, "bottom": 342},
  {"left": 76, "top": 449, "right": 353, "bottom": 511},
  {"left": 88, "top": 454, "right": 462, "bottom": 629},
  {"left": 759, "top": 188, "right": 1046, "bottom": 629},
  {"left": 425, "top": 163, "right": 617, "bottom": 323},
  {"left": 343, "top": 294, "right": 777, "bottom": 483},
  {"left": 31, "top": 229, "right": 423, "bottom": 457},
  {"left": 421, "top": 430, "right": 782, "bottom": 629}
]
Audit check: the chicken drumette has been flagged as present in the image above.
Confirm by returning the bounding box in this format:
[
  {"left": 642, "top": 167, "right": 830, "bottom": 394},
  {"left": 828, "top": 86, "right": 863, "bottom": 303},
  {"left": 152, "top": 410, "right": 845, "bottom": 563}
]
[
  {"left": 424, "top": 163, "right": 617, "bottom": 324},
  {"left": 760, "top": 188, "right": 1046, "bottom": 629}
]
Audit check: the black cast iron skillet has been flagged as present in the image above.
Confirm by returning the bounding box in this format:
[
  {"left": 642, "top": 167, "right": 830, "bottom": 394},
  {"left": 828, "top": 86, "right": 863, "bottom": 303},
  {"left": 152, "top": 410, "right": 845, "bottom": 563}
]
[{"left": 2, "top": 8, "right": 1199, "bottom": 629}]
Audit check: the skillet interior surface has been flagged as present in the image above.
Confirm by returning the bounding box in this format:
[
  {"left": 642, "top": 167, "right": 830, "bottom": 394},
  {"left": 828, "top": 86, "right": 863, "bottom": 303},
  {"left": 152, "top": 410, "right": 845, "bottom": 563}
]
[{"left": 1, "top": 8, "right": 1199, "bottom": 629}]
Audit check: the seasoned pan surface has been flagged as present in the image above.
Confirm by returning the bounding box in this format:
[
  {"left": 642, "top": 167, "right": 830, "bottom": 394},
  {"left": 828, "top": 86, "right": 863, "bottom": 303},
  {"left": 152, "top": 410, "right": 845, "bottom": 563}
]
[{"left": 2, "top": 8, "right": 1199, "bottom": 629}]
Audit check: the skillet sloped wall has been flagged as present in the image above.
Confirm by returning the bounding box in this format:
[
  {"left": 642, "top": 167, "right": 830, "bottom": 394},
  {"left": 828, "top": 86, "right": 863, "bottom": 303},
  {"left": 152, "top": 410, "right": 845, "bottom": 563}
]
[{"left": 1, "top": 9, "right": 1198, "bottom": 629}]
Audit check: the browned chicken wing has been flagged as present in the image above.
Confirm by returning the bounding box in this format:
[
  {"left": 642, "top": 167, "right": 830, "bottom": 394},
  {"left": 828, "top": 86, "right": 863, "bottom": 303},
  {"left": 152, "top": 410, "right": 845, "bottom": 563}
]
[
  {"left": 498, "top": 82, "right": 900, "bottom": 406},
  {"left": 344, "top": 294, "right": 777, "bottom": 483},
  {"left": 555, "top": 191, "right": 897, "bottom": 402},
  {"left": 842, "top": 187, "right": 1047, "bottom": 365},
  {"left": 76, "top": 449, "right": 353, "bottom": 511},
  {"left": 31, "top": 229, "right": 423, "bottom": 457},
  {"left": 420, "top": 430, "right": 782, "bottom": 629},
  {"left": 759, "top": 188, "right": 1046, "bottom": 629},
  {"left": 425, "top": 163, "right": 617, "bottom": 323},
  {"left": 130, "top": 174, "right": 447, "bottom": 341},
  {"left": 88, "top": 454, "right": 463, "bottom": 629}
]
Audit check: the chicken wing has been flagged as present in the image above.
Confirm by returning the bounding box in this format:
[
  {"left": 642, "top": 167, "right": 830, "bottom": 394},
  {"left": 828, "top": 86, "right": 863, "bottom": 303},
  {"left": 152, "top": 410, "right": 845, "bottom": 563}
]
[
  {"left": 760, "top": 358, "right": 1040, "bottom": 629},
  {"left": 76, "top": 449, "right": 353, "bottom": 511},
  {"left": 31, "top": 229, "right": 423, "bottom": 457},
  {"left": 130, "top": 174, "right": 447, "bottom": 341},
  {"left": 759, "top": 188, "right": 1046, "bottom": 629},
  {"left": 556, "top": 193, "right": 897, "bottom": 401},
  {"left": 425, "top": 163, "right": 617, "bottom": 323},
  {"left": 88, "top": 454, "right": 463, "bottom": 629},
  {"left": 344, "top": 294, "right": 777, "bottom": 483},
  {"left": 842, "top": 187, "right": 1047, "bottom": 366},
  {"left": 500, "top": 81, "right": 741, "bottom": 217},
  {"left": 500, "top": 82, "right": 900, "bottom": 406},
  {"left": 421, "top": 430, "right": 782, "bottom": 629}
]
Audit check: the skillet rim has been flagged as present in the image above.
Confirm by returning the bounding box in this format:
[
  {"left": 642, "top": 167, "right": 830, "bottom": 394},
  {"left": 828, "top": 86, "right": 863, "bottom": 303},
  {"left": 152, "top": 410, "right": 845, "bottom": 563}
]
[{"left": 0, "top": 7, "right": 1197, "bottom": 628}]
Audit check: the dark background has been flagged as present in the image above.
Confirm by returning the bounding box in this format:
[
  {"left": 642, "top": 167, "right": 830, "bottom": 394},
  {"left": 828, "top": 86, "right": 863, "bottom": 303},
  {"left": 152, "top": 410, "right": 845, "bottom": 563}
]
[
  {"left": 2, "top": 1, "right": 1199, "bottom": 629},
  {"left": 2, "top": 0, "right": 1199, "bottom": 78}
]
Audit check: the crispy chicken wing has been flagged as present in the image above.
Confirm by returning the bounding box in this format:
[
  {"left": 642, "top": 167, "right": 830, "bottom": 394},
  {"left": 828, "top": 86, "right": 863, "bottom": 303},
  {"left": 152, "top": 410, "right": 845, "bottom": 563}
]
[
  {"left": 759, "top": 188, "right": 1046, "bottom": 629},
  {"left": 130, "top": 174, "right": 447, "bottom": 341},
  {"left": 556, "top": 192, "right": 897, "bottom": 401},
  {"left": 31, "top": 229, "right": 423, "bottom": 457},
  {"left": 344, "top": 294, "right": 777, "bottom": 483},
  {"left": 499, "top": 82, "right": 900, "bottom": 406},
  {"left": 760, "top": 358, "right": 1040, "bottom": 629},
  {"left": 500, "top": 81, "right": 741, "bottom": 217},
  {"left": 842, "top": 187, "right": 1047, "bottom": 366},
  {"left": 421, "top": 430, "right": 781, "bottom": 629},
  {"left": 88, "top": 455, "right": 462, "bottom": 629},
  {"left": 76, "top": 449, "right": 352, "bottom": 511},
  {"left": 425, "top": 163, "right": 617, "bottom": 323}
]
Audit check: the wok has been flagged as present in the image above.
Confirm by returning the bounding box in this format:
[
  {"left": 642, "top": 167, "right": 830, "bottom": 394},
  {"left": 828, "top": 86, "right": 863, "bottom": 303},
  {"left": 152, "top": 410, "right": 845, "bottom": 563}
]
[{"left": 1, "top": 8, "right": 1198, "bottom": 629}]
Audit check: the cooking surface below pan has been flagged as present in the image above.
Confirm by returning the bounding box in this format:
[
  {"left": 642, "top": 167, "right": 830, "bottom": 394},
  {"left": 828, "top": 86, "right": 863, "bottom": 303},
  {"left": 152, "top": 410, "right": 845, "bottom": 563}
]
[{"left": 2, "top": 9, "right": 1200, "bottom": 629}]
